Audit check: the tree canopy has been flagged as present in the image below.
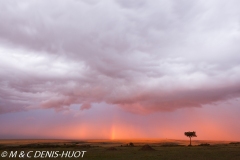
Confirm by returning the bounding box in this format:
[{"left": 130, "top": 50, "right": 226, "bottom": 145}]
[{"left": 184, "top": 131, "right": 197, "bottom": 138}]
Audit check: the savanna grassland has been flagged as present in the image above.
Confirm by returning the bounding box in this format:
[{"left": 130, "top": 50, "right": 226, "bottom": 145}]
[{"left": 0, "top": 139, "right": 240, "bottom": 160}]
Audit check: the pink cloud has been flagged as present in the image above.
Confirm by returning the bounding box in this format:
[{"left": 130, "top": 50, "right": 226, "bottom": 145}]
[{"left": 0, "top": 0, "right": 240, "bottom": 115}]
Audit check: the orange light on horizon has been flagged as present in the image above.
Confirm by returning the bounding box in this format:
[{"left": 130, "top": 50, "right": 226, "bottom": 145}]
[{"left": 111, "top": 125, "right": 116, "bottom": 140}]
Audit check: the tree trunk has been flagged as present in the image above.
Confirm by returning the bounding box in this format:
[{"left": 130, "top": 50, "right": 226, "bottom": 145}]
[{"left": 190, "top": 137, "right": 192, "bottom": 146}]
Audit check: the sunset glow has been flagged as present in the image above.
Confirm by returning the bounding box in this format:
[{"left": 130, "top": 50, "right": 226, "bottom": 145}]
[{"left": 1, "top": 0, "right": 240, "bottom": 141}]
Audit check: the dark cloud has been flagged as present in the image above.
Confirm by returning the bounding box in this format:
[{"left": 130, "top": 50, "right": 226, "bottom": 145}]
[{"left": 0, "top": 0, "right": 240, "bottom": 114}]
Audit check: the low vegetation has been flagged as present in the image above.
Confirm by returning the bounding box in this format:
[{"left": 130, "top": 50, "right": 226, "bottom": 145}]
[{"left": 1, "top": 140, "right": 240, "bottom": 160}]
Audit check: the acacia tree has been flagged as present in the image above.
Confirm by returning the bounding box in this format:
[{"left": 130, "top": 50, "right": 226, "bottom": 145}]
[{"left": 184, "top": 131, "right": 197, "bottom": 146}]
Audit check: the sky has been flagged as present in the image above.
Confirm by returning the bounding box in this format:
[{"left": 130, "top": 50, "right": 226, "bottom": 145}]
[{"left": 0, "top": 0, "right": 240, "bottom": 141}]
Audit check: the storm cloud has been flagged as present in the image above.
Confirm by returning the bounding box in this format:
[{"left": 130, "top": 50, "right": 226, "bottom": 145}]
[{"left": 1, "top": 0, "right": 240, "bottom": 114}]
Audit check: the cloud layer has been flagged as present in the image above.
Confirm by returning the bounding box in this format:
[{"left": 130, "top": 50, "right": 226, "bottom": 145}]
[{"left": 1, "top": 0, "right": 240, "bottom": 114}]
